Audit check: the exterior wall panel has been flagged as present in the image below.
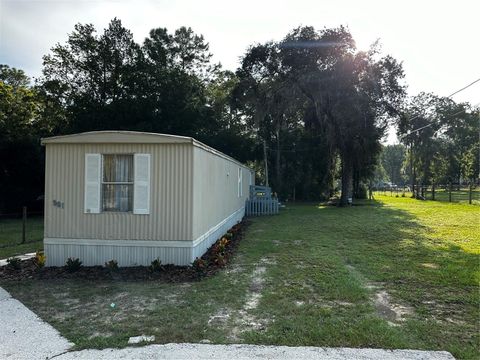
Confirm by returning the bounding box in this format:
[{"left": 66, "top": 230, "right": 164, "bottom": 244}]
[
  {"left": 192, "top": 146, "right": 252, "bottom": 241},
  {"left": 44, "top": 143, "right": 193, "bottom": 242}
]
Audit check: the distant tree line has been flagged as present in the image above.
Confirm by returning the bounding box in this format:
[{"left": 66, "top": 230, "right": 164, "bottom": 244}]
[{"left": 1, "top": 19, "right": 478, "bottom": 212}]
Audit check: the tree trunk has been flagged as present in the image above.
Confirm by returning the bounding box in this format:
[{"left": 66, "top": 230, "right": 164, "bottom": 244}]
[
  {"left": 275, "top": 129, "right": 281, "bottom": 193},
  {"left": 340, "top": 154, "right": 353, "bottom": 206}
]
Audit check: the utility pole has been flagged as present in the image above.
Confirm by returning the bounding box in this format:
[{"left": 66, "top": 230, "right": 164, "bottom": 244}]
[
  {"left": 410, "top": 142, "right": 415, "bottom": 198},
  {"left": 263, "top": 140, "right": 269, "bottom": 187}
]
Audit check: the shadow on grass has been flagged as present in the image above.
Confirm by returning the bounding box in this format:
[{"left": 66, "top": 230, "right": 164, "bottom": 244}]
[{"left": 242, "top": 200, "right": 478, "bottom": 358}]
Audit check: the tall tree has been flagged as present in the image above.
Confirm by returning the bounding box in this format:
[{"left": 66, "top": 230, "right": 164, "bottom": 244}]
[
  {"left": 398, "top": 93, "right": 479, "bottom": 192},
  {"left": 278, "top": 27, "right": 406, "bottom": 204},
  {"left": 382, "top": 144, "right": 406, "bottom": 185},
  {"left": 0, "top": 65, "right": 45, "bottom": 213}
]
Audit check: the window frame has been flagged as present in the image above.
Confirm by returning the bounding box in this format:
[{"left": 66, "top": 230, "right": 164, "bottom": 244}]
[{"left": 101, "top": 153, "right": 135, "bottom": 213}]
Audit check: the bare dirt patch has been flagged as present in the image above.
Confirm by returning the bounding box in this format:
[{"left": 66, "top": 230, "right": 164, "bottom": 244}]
[
  {"left": 88, "top": 331, "right": 113, "bottom": 340},
  {"left": 346, "top": 264, "right": 413, "bottom": 325},
  {"left": 224, "top": 258, "right": 273, "bottom": 341},
  {"left": 373, "top": 290, "right": 413, "bottom": 325},
  {"left": 421, "top": 263, "right": 439, "bottom": 269},
  {"left": 208, "top": 308, "right": 231, "bottom": 326},
  {"left": 421, "top": 298, "right": 468, "bottom": 325},
  {"left": 225, "top": 263, "right": 244, "bottom": 275}
]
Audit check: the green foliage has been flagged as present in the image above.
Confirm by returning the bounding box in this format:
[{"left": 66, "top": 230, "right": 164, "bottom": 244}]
[
  {"left": 234, "top": 26, "right": 406, "bottom": 202},
  {"left": 104, "top": 260, "right": 119, "bottom": 271},
  {"left": 398, "top": 93, "right": 479, "bottom": 188},
  {"left": 149, "top": 258, "right": 164, "bottom": 272},
  {"left": 6, "top": 257, "right": 21, "bottom": 270},
  {"left": 213, "top": 253, "right": 226, "bottom": 267},
  {"left": 381, "top": 144, "right": 407, "bottom": 185},
  {"left": 0, "top": 66, "right": 47, "bottom": 213},
  {"left": 65, "top": 257, "right": 82, "bottom": 273}
]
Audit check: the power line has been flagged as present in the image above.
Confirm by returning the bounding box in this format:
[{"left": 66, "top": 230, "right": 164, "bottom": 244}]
[
  {"left": 402, "top": 77, "right": 480, "bottom": 133},
  {"left": 447, "top": 77, "right": 480, "bottom": 98},
  {"left": 400, "top": 101, "right": 479, "bottom": 139}
]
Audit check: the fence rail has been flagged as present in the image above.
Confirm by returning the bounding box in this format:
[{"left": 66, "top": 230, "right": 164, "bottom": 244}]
[
  {"left": 245, "top": 199, "right": 279, "bottom": 216},
  {"left": 374, "top": 184, "right": 479, "bottom": 204}
]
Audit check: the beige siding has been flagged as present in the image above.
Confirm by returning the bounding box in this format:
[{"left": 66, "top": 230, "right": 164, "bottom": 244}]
[
  {"left": 192, "top": 146, "right": 251, "bottom": 241},
  {"left": 44, "top": 143, "right": 193, "bottom": 242}
]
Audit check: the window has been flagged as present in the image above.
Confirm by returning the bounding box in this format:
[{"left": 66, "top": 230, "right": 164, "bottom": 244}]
[
  {"left": 238, "top": 167, "right": 243, "bottom": 197},
  {"left": 102, "top": 154, "right": 133, "bottom": 212}
]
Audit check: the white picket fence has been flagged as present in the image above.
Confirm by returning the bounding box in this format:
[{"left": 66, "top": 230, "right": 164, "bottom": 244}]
[{"left": 245, "top": 198, "right": 279, "bottom": 216}]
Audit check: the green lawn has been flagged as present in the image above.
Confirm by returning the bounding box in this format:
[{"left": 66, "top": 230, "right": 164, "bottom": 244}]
[
  {"left": 0, "top": 217, "right": 44, "bottom": 258},
  {"left": 1, "top": 197, "right": 479, "bottom": 358},
  {"left": 433, "top": 188, "right": 479, "bottom": 204}
]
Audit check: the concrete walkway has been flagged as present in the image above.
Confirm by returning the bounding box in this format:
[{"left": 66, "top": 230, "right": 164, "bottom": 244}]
[
  {"left": 0, "top": 287, "right": 73, "bottom": 360},
  {"left": 56, "top": 343, "right": 455, "bottom": 360},
  {"left": 0, "top": 253, "right": 36, "bottom": 267},
  {"left": 0, "top": 286, "right": 455, "bottom": 359}
]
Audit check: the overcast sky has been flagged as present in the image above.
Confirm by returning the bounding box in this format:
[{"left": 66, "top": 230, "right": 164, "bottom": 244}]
[{"left": 1, "top": 0, "right": 479, "bottom": 142}]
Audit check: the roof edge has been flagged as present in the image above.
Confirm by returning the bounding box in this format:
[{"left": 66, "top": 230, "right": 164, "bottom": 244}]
[
  {"left": 41, "top": 130, "right": 253, "bottom": 170},
  {"left": 41, "top": 131, "right": 193, "bottom": 145}
]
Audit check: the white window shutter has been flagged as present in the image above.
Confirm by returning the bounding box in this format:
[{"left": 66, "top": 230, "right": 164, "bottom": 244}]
[
  {"left": 84, "top": 153, "right": 101, "bottom": 214},
  {"left": 134, "top": 153, "right": 151, "bottom": 214}
]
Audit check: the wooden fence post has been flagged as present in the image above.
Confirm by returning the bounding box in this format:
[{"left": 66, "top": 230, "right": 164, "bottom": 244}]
[
  {"left": 469, "top": 182, "right": 473, "bottom": 205},
  {"left": 22, "top": 206, "right": 27, "bottom": 244},
  {"left": 449, "top": 183, "right": 452, "bottom": 202},
  {"left": 432, "top": 182, "right": 435, "bottom": 201}
]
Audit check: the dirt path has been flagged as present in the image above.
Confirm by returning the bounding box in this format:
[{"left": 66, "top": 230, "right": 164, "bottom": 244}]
[{"left": 345, "top": 264, "right": 413, "bottom": 326}]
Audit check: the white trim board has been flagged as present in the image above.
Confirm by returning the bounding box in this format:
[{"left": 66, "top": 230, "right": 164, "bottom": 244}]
[{"left": 44, "top": 238, "right": 193, "bottom": 248}]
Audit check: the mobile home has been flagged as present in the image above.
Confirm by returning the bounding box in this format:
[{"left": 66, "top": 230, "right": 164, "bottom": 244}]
[{"left": 41, "top": 131, "right": 253, "bottom": 266}]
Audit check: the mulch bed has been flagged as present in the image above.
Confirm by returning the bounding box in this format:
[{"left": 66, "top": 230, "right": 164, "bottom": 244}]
[{"left": 0, "top": 221, "right": 248, "bottom": 283}]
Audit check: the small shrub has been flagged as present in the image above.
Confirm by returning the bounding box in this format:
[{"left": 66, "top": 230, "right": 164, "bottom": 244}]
[
  {"left": 7, "top": 257, "right": 21, "bottom": 270},
  {"left": 192, "top": 257, "right": 208, "bottom": 273},
  {"left": 34, "top": 251, "right": 46, "bottom": 268},
  {"left": 218, "top": 237, "right": 229, "bottom": 252},
  {"left": 150, "top": 258, "right": 164, "bottom": 272},
  {"left": 105, "top": 259, "right": 119, "bottom": 271},
  {"left": 213, "top": 237, "right": 229, "bottom": 255},
  {"left": 225, "top": 232, "right": 233, "bottom": 240},
  {"left": 214, "top": 253, "right": 227, "bottom": 267},
  {"left": 65, "top": 257, "right": 82, "bottom": 273}
]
